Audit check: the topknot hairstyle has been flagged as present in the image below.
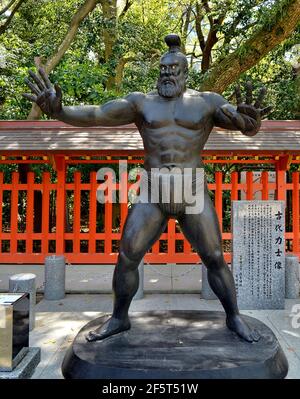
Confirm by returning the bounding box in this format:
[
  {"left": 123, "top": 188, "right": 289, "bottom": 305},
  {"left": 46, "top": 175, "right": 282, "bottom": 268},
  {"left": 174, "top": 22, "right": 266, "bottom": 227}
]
[{"left": 164, "top": 34, "right": 182, "bottom": 53}]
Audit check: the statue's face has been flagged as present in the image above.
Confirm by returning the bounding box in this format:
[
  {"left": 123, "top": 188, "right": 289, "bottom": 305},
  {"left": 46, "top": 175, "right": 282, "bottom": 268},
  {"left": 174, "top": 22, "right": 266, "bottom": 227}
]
[{"left": 157, "top": 54, "right": 187, "bottom": 98}]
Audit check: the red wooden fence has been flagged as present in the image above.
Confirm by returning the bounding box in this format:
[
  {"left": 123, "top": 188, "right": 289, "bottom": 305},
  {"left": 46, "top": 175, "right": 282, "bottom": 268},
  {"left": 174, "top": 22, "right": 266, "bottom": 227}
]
[{"left": 0, "top": 168, "right": 299, "bottom": 264}]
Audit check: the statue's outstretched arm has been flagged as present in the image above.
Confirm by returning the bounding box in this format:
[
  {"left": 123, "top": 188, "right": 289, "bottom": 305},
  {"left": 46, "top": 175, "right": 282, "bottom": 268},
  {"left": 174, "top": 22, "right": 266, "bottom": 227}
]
[
  {"left": 23, "top": 68, "right": 138, "bottom": 127},
  {"left": 211, "top": 82, "right": 272, "bottom": 136}
]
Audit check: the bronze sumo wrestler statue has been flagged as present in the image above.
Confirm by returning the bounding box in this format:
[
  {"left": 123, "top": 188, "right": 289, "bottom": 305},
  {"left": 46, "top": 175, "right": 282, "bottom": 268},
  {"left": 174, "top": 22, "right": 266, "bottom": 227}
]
[{"left": 24, "top": 34, "right": 271, "bottom": 343}]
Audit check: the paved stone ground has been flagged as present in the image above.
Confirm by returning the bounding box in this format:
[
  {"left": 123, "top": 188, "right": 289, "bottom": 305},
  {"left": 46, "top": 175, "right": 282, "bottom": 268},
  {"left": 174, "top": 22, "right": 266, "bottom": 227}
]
[
  {"left": 0, "top": 264, "right": 299, "bottom": 379},
  {"left": 0, "top": 264, "right": 203, "bottom": 293}
]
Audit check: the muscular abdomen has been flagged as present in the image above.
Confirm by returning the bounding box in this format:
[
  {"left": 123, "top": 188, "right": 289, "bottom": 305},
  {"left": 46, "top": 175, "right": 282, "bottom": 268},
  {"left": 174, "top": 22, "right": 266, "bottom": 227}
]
[{"left": 142, "top": 126, "right": 207, "bottom": 170}]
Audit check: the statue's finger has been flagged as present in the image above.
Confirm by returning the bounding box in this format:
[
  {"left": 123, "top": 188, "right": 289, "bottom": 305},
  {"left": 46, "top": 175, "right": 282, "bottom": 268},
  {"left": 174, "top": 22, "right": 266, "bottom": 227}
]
[
  {"left": 24, "top": 78, "right": 40, "bottom": 96},
  {"left": 22, "top": 93, "right": 37, "bottom": 102},
  {"left": 54, "top": 83, "right": 62, "bottom": 100},
  {"left": 245, "top": 81, "right": 253, "bottom": 105},
  {"left": 29, "top": 70, "right": 45, "bottom": 91},
  {"left": 38, "top": 67, "right": 52, "bottom": 89},
  {"left": 254, "top": 86, "right": 267, "bottom": 108},
  {"left": 260, "top": 105, "right": 272, "bottom": 116},
  {"left": 235, "top": 85, "right": 242, "bottom": 105}
]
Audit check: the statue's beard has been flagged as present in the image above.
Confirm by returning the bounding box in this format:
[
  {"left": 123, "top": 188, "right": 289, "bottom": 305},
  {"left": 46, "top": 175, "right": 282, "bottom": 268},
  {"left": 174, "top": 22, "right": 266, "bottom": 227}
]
[{"left": 157, "top": 76, "right": 186, "bottom": 98}]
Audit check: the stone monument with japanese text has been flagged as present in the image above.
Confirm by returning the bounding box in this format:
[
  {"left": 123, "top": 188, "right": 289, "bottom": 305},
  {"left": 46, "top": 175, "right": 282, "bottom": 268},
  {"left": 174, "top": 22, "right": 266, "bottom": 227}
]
[{"left": 232, "top": 201, "right": 285, "bottom": 309}]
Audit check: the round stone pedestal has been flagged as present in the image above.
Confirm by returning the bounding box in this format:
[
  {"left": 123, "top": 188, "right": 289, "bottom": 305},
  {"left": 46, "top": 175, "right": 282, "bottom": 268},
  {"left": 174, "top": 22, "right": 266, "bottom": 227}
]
[{"left": 62, "top": 310, "right": 288, "bottom": 379}]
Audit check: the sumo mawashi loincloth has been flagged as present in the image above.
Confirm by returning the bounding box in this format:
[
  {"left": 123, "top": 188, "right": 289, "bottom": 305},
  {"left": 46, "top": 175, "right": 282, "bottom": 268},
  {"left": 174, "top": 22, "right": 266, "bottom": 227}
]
[{"left": 134, "top": 167, "right": 205, "bottom": 215}]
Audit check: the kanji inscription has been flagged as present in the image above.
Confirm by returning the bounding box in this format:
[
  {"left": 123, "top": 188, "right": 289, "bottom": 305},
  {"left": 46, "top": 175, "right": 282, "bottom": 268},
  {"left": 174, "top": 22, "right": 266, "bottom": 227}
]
[{"left": 232, "top": 201, "right": 285, "bottom": 309}]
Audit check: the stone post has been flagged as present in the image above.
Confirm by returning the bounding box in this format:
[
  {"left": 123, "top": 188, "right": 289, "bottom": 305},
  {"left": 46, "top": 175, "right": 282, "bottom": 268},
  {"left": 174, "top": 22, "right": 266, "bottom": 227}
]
[
  {"left": 285, "top": 255, "right": 299, "bottom": 299},
  {"left": 44, "top": 255, "right": 66, "bottom": 300},
  {"left": 9, "top": 273, "right": 36, "bottom": 331},
  {"left": 201, "top": 265, "right": 217, "bottom": 300},
  {"left": 133, "top": 259, "right": 144, "bottom": 300}
]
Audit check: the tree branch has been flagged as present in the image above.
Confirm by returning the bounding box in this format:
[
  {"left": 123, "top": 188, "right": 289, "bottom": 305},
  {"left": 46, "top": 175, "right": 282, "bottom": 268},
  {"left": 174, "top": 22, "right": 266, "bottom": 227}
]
[
  {"left": 181, "top": 4, "right": 192, "bottom": 51},
  {"left": 201, "top": 0, "right": 213, "bottom": 27},
  {"left": 200, "top": 0, "right": 300, "bottom": 93},
  {"left": 189, "top": 42, "right": 197, "bottom": 68},
  {"left": 201, "top": 6, "right": 227, "bottom": 72},
  {"left": 115, "top": 55, "right": 135, "bottom": 90},
  {"left": 0, "top": 0, "right": 26, "bottom": 35},
  {"left": 27, "top": 0, "right": 102, "bottom": 119},
  {"left": 119, "top": 0, "right": 133, "bottom": 20},
  {"left": 186, "top": 51, "right": 201, "bottom": 58},
  {"left": 194, "top": 2, "right": 206, "bottom": 52},
  {"left": 0, "top": 0, "right": 17, "bottom": 16}
]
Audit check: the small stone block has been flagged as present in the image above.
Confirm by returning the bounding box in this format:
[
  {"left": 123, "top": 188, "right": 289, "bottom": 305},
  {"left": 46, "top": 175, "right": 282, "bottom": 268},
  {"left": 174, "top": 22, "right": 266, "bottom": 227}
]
[
  {"left": 133, "top": 260, "right": 144, "bottom": 300},
  {"left": 44, "top": 255, "right": 66, "bottom": 300},
  {"left": 201, "top": 266, "right": 217, "bottom": 299},
  {"left": 9, "top": 273, "right": 36, "bottom": 331},
  {"left": 285, "top": 256, "right": 300, "bottom": 299},
  {"left": 0, "top": 348, "right": 41, "bottom": 379}
]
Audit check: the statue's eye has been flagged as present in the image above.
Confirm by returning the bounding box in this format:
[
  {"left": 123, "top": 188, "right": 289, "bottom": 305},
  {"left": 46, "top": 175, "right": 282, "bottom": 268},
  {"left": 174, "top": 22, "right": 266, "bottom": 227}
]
[
  {"left": 171, "top": 65, "right": 176, "bottom": 70},
  {"left": 161, "top": 66, "right": 167, "bottom": 71}
]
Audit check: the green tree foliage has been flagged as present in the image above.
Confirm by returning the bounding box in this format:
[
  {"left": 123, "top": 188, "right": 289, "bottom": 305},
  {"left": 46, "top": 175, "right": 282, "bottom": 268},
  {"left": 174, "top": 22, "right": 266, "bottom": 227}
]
[{"left": 0, "top": 0, "right": 299, "bottom": 119}]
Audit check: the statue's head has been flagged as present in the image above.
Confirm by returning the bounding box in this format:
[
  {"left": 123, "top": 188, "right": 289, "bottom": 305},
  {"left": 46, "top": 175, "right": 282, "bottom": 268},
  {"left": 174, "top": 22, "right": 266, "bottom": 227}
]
[{"left": 157, "top": 34, "right": 188, "bottom": 98}]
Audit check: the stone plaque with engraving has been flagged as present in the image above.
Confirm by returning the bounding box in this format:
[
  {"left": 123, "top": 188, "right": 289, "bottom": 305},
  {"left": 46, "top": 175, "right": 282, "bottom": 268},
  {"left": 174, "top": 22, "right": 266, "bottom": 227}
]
[{"left": 232, "top": 201, "right": 285, "bottom": 309}]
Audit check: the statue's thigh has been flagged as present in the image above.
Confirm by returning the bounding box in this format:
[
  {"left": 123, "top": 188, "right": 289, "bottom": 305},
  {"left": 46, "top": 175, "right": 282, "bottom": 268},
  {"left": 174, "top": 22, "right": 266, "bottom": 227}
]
[
  {"left": 178, "top": 192, "right": 223, "bottom": 261},
  {"left": 120, "top": 203, "right": 167, "bottom": 257}
]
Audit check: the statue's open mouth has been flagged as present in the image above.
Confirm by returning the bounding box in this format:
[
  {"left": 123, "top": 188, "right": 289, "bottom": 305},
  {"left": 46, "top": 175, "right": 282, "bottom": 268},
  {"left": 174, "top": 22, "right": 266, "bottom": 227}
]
[{"left": 162, "top": 79, "right": 175, "bottom": 85}]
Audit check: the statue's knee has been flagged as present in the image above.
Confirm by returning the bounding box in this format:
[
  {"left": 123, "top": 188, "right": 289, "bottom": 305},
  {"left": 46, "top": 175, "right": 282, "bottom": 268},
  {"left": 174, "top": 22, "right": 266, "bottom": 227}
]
[
  {"left": 119, "top": 247, "right": 143, "bottom": 270},
  {"left": 202, "top": 249, "right": 225, "bottom": 269},
  {"left": 121, "top": 234, "right": 146, "bottom": 261}
]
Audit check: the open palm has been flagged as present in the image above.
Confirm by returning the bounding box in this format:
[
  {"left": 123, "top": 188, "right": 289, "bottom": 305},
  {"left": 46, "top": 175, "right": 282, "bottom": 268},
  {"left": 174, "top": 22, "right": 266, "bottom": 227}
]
[
  {"left": 220, "top": 81, "right": 272, "bottom": 133},
  {"left": 23, "top": 68, "right": 62, "bottom": 117}
]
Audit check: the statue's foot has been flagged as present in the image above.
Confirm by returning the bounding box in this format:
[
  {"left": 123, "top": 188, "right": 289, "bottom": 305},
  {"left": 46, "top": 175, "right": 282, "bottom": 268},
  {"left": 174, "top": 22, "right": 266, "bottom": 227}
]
[
  {"left": 85, "top": 316, "right": 131, "bottom": 342},
  {"left": 226, "top": 314, "right": 260, "bottom": 343}
]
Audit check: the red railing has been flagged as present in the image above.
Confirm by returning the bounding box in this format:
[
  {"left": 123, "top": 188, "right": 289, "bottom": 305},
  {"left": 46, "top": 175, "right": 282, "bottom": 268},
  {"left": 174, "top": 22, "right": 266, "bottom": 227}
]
[{"left": 0, "top": 168, "right": 299, "bottom": 264}]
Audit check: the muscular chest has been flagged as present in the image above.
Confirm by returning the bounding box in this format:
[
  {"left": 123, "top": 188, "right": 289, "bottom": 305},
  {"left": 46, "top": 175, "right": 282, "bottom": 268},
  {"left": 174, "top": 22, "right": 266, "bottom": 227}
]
[{"left": 142, "top": 96, "right": 209, "bottom": 130}]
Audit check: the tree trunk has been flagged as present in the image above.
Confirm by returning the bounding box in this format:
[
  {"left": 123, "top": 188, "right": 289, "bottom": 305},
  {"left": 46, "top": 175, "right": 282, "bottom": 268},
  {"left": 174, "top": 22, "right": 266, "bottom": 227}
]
[
  {"left": 200, "top": 0, "right": 300, "bottom": 93},
  {"left": 181, "top": 4, "right": 192, "bottom": 52},
  {"left": 294, "top": 61, "right": 300, "bottom": 119},
  {"left": 100, "top": 0, "right": 118, "bottom": 90},
  {"left": 27, "top": 0, "right": 101, "bottom": 120},
  {"left": 114, "top": 56, "right": 134, "bottom": 92}
]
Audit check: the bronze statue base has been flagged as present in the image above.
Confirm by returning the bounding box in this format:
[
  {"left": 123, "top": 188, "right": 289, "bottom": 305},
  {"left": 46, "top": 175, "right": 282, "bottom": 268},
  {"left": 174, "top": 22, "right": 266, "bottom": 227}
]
[{"left": 62, "top": 310, "right": 288, "bottom": 379}]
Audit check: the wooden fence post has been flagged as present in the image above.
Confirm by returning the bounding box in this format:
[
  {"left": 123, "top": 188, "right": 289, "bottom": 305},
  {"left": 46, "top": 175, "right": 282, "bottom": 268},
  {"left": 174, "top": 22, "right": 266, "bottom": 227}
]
[{"left": 55, "top": 156, "right": 66, "bottom": 255}]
